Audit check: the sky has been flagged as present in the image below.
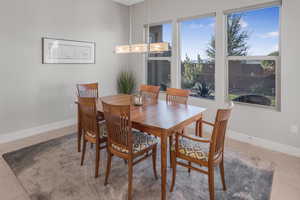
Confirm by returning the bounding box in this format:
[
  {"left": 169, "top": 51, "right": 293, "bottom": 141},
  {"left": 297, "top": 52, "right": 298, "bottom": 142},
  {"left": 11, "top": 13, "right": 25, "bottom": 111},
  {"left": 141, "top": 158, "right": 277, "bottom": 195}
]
[{"left": 160, "top": 6, "right": 280, "bottom": 61}]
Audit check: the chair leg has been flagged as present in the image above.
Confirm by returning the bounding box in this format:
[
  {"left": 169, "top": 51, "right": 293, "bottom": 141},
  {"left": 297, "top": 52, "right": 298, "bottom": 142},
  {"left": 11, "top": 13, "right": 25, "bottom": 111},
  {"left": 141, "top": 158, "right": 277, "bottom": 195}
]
[
  {"left": 80, "top": 139, "right": 87, "bottom": 166},
  {"left": 152, "top": 146, "right": 158, "bottom": 180},
  {"left": 170, "top": 151, "right": 176, "bottom": 192},
  {"left": 95, "top": 143, "right": 100, "bottom": 178},
  {"left": 104, "top": 152, "right": 112, "bottom": 185},
  {"left": 188, "top": 161, "right": 191, "bottom": 174},
  {"left": 220, "top": 159, "right": 226, "bottom": 191},
  {"left": 196, "top": 120, "right": 203, "bottom": 137},
  {"left": 128, "top": 158, "right": 133, "bottom": 200},
  {"left": 208, "top": 167, "right": 215, "bottom": 200}
]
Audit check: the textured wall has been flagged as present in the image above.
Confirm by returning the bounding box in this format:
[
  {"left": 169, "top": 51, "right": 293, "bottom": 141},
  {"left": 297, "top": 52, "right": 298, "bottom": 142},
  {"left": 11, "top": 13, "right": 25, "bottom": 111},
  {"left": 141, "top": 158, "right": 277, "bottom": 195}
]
[{"left": 0, "top": 0, "right": 129, "bottom": 134}]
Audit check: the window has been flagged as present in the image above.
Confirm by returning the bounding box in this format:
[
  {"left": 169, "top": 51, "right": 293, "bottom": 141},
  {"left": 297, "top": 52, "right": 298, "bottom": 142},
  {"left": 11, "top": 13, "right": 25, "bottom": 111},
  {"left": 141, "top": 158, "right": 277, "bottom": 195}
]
[
  {"left": 226, "top": 5, "right": 280, "bottom": 108},
  {"left": 147, "top": 23, "right": 172, "bottom": 91},
  {"left": 180, "top": 16, "right": 216, "bottom": 99}
]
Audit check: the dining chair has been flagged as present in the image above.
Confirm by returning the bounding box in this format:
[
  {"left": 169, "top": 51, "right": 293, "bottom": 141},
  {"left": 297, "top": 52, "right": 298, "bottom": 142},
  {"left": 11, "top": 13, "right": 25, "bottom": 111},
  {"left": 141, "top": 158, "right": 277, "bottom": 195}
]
[
  {"left": 170, "top": 102, "right": 234, "bottom": 200},
  {"left": 102, "top": 102, "right": 158, "bottom": 200},
  {"left": 76, "top": 83, "right": 101, "bottom": 152},
  {"left": 166, "top": 88, "right": 190, "bottom": 105},
  {"left": 77, "top": 82, "right": 99, "bottom": 97},
  {"left": 166, "top": 88, "right": 190, "bottom": 167},
  {"left": 140, "top": 84, "right": 160, "bottom": 102},
  {"left": 78, "top": 97, "right": 107, "bottom": 178}
]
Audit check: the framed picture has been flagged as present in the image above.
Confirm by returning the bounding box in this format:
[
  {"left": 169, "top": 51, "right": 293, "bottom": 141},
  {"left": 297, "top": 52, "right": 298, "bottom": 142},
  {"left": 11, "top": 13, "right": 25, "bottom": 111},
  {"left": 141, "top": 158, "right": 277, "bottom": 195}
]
[{"left": 42, "top": 38, "right": 95, "bottom": 64}]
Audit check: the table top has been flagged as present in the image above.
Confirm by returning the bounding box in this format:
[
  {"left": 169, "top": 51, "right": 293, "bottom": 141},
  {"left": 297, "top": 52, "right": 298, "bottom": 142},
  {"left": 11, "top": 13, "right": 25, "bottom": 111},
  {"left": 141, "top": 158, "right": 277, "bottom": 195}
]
[{"left": 98, "top": 94, "right": 206, "bottom": 132}]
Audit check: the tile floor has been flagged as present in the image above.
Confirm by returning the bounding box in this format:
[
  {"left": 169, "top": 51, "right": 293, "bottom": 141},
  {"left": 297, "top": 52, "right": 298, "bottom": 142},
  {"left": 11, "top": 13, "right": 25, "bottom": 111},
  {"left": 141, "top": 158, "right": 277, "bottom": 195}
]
[{"left": 0, "top": 126, "right": 299, "bottom": 200}]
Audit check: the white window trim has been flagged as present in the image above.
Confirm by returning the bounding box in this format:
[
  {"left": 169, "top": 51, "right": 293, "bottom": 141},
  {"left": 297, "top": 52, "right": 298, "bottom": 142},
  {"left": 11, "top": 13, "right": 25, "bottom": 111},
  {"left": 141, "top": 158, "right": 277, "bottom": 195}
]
[
  {"left": 223, "top": 0, "right": 281, "bottom": 15},
  {"left": 148, "top": 57, "right": 172, "bottom": 61},
  {"left": 141, "top": 1, "right": 281, "bottom": 110},
  {"left": 224, "top": 3, "right": 282, "bottom": 111}
]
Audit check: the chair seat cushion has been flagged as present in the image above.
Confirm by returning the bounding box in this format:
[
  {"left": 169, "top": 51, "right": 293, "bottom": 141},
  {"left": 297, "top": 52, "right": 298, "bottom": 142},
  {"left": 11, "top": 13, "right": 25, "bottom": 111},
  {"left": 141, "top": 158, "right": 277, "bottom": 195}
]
[
  {"left": 86, "top": 121, "right": 107, "bottom": 139},
  {"left": 173, "top": 137, "right": 209, "bottom": 162},
  {"left": 112, "top": 131, "right": 158, "bottom": 154}
]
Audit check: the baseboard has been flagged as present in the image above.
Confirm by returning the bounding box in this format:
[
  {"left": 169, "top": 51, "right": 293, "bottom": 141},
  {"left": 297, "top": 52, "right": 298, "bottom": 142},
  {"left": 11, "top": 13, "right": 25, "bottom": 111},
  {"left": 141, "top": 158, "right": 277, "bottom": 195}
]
[
  {"left": 0, "top": 119, "right": 76, "bottom": 144},
  {"left": 1, "top": 119, "right": 300, "bottom": 158},
  {"left": 199, "top": 125, "right": 300, "bottom": 158},
  {"left": 227, "top": 130, "right": 300, "bottom": 158}
]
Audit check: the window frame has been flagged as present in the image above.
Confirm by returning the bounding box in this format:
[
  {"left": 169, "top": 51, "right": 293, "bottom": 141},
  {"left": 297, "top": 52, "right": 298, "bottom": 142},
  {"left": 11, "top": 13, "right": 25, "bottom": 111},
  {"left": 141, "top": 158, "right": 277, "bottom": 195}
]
[
  {"left": 177, "top": 12, "right": 217, "bottom": 101},
  {"left": 144, "top": 21, "right": 173, "bottom": 91},
  {"left": 224, "top": 2, "right": 282, "bottom": 111}
]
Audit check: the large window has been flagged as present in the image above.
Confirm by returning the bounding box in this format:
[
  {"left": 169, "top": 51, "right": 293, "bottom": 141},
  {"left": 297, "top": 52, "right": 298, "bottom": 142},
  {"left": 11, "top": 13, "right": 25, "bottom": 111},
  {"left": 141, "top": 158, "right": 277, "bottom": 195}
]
[
  {"left": 180, "top": 16, "right": 216, "bottom": 99},
  {"left": 226, "top": 5, "right": 280, "bottom": 108},
  {"left": 147, "top": 23, "right": 172, "bottom": 91}
]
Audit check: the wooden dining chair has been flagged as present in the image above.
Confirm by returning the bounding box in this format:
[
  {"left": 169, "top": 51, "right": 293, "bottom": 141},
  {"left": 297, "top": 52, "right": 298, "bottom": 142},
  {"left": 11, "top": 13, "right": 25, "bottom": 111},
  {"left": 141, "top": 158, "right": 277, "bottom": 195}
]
[
  {"left": 170, "top": 102, "right": 234, "bottom": 200},
  {"left": 78, "top": 97, "right": 107, "bottom": 178},
  {"left": 77, "top": 82, "right": 99, "bottom": 97},
  {"left": 102, "top": 102, "right": 158, "bottom": 200},
  {"left": 166, "top": 88, "right": 190, "bottom": 167},
  {"left": 166, "top": 88, "right": 190, "bottom": 104},
  {"left": 76, "top": 83, "right": 101, "bottom": 152},
  {"left": 140, "top": 84, "right": 160, "bottom": 102}
]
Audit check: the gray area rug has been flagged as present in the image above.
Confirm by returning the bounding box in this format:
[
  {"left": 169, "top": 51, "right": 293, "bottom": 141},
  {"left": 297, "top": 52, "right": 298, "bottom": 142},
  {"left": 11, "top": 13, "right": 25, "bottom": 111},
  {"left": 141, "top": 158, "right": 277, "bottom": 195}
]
[{"left": 3, "top": 134, "right": 274, "bottom": 200}]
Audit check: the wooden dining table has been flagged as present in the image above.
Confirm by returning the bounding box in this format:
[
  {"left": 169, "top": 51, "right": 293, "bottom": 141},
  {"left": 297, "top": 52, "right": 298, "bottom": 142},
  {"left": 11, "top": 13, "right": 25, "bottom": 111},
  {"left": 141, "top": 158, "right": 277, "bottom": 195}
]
[{"left": 95, "top": 94, "right": 206, "bottom": 200}]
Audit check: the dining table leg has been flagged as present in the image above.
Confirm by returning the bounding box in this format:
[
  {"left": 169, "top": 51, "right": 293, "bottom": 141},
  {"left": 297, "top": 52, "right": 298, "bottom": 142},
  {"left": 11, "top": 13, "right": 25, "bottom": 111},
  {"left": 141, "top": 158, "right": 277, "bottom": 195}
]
[
  {"left": 160, "top": 134, "right": 167, "bottom": 200},
  {"left": 196, "top": 116, "right": 203, "bottom": 137}
]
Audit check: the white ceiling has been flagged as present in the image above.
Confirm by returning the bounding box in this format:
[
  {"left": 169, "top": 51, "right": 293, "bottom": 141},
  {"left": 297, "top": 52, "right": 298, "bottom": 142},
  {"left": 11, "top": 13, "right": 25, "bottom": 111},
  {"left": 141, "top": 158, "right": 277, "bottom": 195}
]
[{"left": 112, "top": 0, "right": 144, "bottom": 6}]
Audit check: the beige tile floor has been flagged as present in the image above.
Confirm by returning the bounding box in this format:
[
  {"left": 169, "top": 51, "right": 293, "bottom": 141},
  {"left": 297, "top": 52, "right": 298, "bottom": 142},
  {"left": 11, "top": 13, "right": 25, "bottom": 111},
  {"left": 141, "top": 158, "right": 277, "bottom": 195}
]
[{"left": 0, "top": 125, "right": 299, "bottom": 200}]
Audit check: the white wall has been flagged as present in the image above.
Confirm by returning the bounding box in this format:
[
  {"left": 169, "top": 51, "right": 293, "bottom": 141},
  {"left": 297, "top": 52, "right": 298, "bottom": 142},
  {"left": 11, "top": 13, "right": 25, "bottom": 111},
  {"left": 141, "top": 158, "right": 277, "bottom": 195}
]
[
  {"left": 130, "top": 0, "right": 300, "bottom": 149},
  {"left": 0, "top": 0, "right": 129, "bottom": 135}
]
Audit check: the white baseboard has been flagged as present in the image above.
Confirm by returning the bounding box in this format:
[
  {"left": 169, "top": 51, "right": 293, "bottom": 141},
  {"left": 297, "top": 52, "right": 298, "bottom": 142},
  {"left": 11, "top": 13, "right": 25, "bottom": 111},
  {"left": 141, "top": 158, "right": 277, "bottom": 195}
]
[
  {"left": 200, "top": 125, "right": 300, "bottom": 158},
  {"left": 228, "top": 130, "right": 300, "bottom": 158},
  {"left": 1, "top": 119, "right": 300, "bottom": 158},
  {"left": 0, "top": 119, "right": 76, "bottom": 144}
]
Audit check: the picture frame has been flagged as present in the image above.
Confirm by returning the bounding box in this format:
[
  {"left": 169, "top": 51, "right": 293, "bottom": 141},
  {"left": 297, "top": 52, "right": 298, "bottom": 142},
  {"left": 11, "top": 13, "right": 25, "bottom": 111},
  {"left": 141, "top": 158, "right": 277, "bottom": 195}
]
[{"left": 42, "top": 38, "right": 96, "bottom": 64}]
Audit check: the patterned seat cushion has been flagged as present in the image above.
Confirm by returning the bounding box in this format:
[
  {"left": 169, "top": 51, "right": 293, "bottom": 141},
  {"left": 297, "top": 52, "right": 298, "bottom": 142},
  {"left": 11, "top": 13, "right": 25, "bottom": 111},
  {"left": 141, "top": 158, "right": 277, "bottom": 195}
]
[
  {"left": 173, "top": 137, "right": 209, "bottom": 162},
  {"left": 112, "top": 131, "right": 158, "bottom": 154},
  {"left": 86, "top": 121, "right": 107, "bottom": 139}
]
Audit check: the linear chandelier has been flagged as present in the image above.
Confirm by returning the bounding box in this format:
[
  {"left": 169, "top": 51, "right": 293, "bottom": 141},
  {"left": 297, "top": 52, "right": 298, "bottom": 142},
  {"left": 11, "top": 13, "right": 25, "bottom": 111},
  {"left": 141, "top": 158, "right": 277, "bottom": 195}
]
[
  {"left": 115, "top": 42, "right": 169, "bottom": 54},
  {"left": 115, "top": 0, "right": 169, "bottom": 54}
]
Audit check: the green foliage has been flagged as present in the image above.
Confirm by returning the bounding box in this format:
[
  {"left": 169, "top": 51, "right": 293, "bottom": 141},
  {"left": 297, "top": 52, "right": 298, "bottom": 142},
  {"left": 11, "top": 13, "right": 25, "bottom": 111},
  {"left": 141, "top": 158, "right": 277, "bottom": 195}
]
[
  {"left": 192, "top": 81, "right": 213, "bottom": 97},
  {"left": 182, "top": 54, "right": 202, "bottom": 82},
  {"left": 207, "top": 14, "right": 249, "bottom": 59},
  {"left": 181, "top": 54, "right": 214, "bottom": 98},
  {"left": 117, "top": 71, "right": 136, "bottom": 94},
  {"left": 262, "top": 51, "right": 279, "bottom": 70},
  {"left": 206, "top": 35, "right": 216, "bottom": 59}
]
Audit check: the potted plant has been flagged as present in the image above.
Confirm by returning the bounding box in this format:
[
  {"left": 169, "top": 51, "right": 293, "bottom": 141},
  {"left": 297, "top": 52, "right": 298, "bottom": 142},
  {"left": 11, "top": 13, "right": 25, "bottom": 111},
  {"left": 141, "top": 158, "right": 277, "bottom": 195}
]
[{"left": 117, "top": 70, "right": 136, "bottom": 94}]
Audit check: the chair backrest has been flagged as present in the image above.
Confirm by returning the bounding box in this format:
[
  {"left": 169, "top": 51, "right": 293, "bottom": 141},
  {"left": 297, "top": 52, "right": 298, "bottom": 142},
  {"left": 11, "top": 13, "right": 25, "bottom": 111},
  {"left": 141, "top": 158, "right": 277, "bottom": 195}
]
[
  {"left": 77, "top": 83, "right": 99, "bottom": 98},
  {"left": 166, "top": 88, "right": 190, "bottom": 104},
  {"left": 209, "top": 102, "right": 234, "bottom": 161},
  {"left": 78, "top": 97, "right": 99, "bottom": 138},
  {"left": 140, "top": 84, "right": 160, "bottom": 101},
  {"left": 102, "top": 102, "right": 133, "bottom": 153}
]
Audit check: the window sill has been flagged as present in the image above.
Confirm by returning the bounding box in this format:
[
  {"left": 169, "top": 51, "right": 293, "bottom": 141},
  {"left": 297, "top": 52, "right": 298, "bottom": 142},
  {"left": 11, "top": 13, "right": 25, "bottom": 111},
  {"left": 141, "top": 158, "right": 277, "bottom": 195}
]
[
  {"left": 189, "top": 95, "right": 215, "bottom": 102},
  {"left": 229, "top": 100, "right": 281, "bottom": 112}
]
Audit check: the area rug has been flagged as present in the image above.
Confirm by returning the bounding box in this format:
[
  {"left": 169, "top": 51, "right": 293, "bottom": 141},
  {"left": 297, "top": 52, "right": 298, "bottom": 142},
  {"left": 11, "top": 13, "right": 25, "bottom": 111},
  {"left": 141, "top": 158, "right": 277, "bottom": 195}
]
[{"left": 3, "top": 134, "right": 274, "bottom": 200}]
